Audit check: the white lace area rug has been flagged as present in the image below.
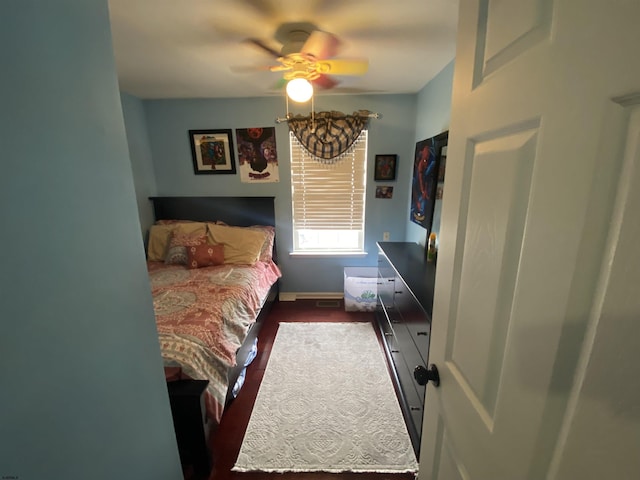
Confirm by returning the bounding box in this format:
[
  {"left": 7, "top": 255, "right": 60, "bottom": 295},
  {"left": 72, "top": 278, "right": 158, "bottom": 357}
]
[{"left": 232, "top": 322, "right": 418, "bottom": 473}]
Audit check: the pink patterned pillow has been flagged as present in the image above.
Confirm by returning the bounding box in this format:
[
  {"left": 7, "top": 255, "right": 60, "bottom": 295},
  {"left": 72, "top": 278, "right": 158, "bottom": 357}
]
[
  {"left": 186, "top": 244, "right": 225, "bottom": 269},
  {"left": 165, "top": 232, "right": 206, "bottom": 265}
]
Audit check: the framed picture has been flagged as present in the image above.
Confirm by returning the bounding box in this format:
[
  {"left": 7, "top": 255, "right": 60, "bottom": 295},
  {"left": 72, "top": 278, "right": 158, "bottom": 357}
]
[
  {"left": 236, "top": 127, "right": 280, "bottom": 183},
  {"left": 410, "top": 131, "right": 448, "bottom": 230},
  {"left": 374, "top": 154, "right": 397, "bottom": 181},
  {"left": 188, "top": 129, "right": 237, "bottom": 175},
  {"left": 375, "top": 186, "right": 394, "bottom": 199}
]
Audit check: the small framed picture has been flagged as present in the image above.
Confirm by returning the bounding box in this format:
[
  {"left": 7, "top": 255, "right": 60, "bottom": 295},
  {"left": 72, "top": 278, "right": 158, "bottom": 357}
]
[
  {"left": 374, "top": 154, "right": 397, "bottom": 181},
  {"left": 375, "top": 186, "right": 394, "bottom": 199},
  {"left": 189, "top": 129, "right": 237, "bottom": 175}
]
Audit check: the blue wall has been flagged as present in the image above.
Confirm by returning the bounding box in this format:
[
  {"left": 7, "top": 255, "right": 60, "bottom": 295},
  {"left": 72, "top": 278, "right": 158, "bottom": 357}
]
[
  {"left": 121, "top": 93, "right": 158, "bottom": 238},
  {"left": 0, "top": 2, "right": 181, "bottom": 478},
  {"left": 406, "top": 60, "right": 455, "bottom": 246},
  {"left": 142, "top": 94, "right": 419, "bottom": 293},
  {"left": 120, "top": 63, "right": 455, "bottom": 295}
]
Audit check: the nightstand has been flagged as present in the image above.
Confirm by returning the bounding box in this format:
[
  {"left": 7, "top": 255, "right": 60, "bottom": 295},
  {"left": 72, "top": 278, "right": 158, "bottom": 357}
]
[{"left": 166, "top": 379, "right": 211, "bottom": 477}]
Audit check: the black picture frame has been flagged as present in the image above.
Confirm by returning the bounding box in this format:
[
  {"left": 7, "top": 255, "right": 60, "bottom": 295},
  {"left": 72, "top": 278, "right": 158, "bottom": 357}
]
[
  {"left": 188, "top": 129, "right": 237, "bottom": 175},
  {"left": 410, "top": 131, "right": 448, "bottom": 230},
  {"left": 374, "top": 154, "right": 398, "bottom": 181}
]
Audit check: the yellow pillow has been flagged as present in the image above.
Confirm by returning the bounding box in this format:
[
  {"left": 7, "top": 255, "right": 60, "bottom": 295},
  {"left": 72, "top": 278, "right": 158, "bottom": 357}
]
[
  {"left": 206, "top": 223, "right": 268, "bottom": 265},
  {"left": 147, "top": 222, "right": 206, "bottom": 261}
]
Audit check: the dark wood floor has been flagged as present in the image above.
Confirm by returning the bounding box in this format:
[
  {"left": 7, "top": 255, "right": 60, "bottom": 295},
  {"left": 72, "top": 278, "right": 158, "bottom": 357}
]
[{"left": 189, "top": 299, "right": 416, "bottom": 480}]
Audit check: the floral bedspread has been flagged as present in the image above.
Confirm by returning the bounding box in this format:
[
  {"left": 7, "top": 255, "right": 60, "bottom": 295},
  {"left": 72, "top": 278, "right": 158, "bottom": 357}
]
[{"left": 147, "top": 260, "right": 281, "bottom": 423}]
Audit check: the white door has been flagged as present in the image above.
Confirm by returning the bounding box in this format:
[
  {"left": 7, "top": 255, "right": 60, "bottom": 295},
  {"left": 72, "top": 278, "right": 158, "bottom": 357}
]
[{"left": 420, "top": 1, "right": 640, "bottom": 479}]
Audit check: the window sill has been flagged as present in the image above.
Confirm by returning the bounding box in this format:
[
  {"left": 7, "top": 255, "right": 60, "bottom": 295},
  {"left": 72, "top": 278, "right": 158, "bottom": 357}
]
[{"left": 289, "top": 251, "right": 368, "bottom": 258}]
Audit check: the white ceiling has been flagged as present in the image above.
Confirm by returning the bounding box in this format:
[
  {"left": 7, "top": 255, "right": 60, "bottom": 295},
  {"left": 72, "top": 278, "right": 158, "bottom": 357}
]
[{"left": 108, "top": 0, "right": 459, "bottom": 99}]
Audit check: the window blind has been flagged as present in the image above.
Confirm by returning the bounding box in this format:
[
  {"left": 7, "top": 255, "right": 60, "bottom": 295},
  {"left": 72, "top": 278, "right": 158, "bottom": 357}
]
[{"left": 290, "top": 130, "right": 368, "bottom": 235}]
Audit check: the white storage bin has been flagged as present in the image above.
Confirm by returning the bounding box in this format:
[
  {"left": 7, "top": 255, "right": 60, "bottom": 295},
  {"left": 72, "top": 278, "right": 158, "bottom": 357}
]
[{"left": 344, "top": 267, "right": 378, "bottom": 312}]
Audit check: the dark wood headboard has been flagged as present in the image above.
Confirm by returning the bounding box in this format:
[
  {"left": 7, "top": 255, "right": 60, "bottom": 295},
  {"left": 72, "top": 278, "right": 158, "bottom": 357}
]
[{"left": 149, "top": 196, "right": 276, "bottom": 227}]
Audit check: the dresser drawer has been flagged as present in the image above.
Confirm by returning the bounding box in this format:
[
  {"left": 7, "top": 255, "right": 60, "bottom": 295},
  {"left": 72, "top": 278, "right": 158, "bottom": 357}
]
[
  {"left": 392, "top": 323, "right": 425, "bottom": 371},
  {"left": 393, "top": 280, "right": 426, "bottom": 319},
  {"left": 377, "top": 273, "right": 395, "bottom": 308},
  {"left": 391, "top": 321, "right": 427, "bottom": 397},
  {"left": 393, "top": 281, "right": 430, "bottom": 363},
  {"left": 376, "top": 311, "right": 423, "bottom": 437},
  {"left": 377, "top": 247, "right": 394, "bottom": 277},
  {"left": 377, "top": 249, "right": 396, "bottom": 308},
  {"left": 405, "top": 323, "right": 430, "bottom": 362},
  {"left": 377, "top": 310, "right": 398, "bottom": 352},
  {"left": 391, "top": 349, "right": 424, "bottom": 440}
]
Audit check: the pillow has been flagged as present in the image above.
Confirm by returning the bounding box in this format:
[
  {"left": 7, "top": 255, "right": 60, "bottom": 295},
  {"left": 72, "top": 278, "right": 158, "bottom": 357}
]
[
  {"left": 206, "top": 223, "right": 268, "bottom": 265},
  {"left": 209, "top": 223, "right": 275, "bottom": 262},
  {"left": 247, "top": 225, "right": 275, "bottom": 262},
  {"left": 147, "top": 224, "right": 175, "bottom": 262},
  {"left": 165, "top": 231, "right": 206, "bottom": 265},
  {"left": 146, "top": 222, "right": 207, "bottom": 262},
  {"left": 186, "top": 244, "right": 225, "bottom": 269}
]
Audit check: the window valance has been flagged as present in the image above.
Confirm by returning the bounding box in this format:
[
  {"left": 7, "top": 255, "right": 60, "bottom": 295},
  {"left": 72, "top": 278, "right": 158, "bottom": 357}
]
[{"left": 287, "top": 110, "right": 372, "bottom": 162}]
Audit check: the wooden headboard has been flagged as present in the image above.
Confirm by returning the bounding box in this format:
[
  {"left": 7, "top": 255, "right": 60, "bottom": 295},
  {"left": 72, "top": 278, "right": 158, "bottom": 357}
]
[{"left": 149, "top": 196, "right": 276, "bottom": 227}]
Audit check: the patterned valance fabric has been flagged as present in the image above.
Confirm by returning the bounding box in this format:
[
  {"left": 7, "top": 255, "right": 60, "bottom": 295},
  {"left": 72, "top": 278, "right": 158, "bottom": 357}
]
[{"left": 287, "top": 110, "right": 371, "bottom": 162}]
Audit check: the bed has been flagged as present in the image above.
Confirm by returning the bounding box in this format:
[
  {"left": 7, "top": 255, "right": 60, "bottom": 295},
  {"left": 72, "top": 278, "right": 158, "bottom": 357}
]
[{"left": 146, "top": 196, "right": 281, "bottom": 426}]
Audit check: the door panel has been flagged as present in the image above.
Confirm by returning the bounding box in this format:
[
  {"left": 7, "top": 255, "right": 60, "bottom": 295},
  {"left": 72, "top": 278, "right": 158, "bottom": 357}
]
[
  {"left": 480, "top": 0, "right": 553, "bottom": 80},
  {"left": 449, "top": 126, "right": 537, "bottom": 420},
  {"left": 420, "top": 0, "right": 640, "bottom": 479},
  {"left": 551, "top": 101, "right": 640, "bottom": 480},
  {"left": 432, "top": 423, "right": 469, "bottom": 480}
]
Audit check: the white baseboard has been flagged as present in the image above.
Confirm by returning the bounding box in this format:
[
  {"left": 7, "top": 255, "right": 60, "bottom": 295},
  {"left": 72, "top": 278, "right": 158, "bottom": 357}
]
[{"left": 278, "top": 292, "right": 344, "bottom": 302}]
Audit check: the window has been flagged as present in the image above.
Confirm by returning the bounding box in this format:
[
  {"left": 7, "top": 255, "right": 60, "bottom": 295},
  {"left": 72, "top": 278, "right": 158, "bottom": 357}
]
[{"left": 290, "top": 130, "right": 368, "bottom": 254}]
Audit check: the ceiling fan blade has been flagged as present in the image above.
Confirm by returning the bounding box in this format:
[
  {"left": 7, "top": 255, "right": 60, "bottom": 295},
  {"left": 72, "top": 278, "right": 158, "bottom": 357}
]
[
  {"left": 245, "top": 38, "right": 281, "bottom": 58},
  {"left": 316, "top": 59, "right": 369, "bottom": 76},
  {"left": 312, "top": 74, "right": 339, "bottom": 90},
  {"left": 301, "top": 30, "right": 340, "bottom": 60}
]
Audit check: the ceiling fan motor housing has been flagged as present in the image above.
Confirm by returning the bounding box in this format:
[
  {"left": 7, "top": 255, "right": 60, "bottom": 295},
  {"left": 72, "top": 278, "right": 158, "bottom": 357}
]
[
  {"left": 244, "top": 21, "right": 367, "bottom": 91},
  {"left": 280, "top": 54, "right": 321, "bottom": 81},
  {"left": 280, "top": 30, "right": 310, "bottom": 56}
]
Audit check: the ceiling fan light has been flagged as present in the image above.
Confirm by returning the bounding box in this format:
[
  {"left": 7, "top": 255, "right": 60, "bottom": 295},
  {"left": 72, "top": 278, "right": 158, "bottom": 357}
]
[{"left": 286, "top": 78, "right": 313, "bottom": 103}]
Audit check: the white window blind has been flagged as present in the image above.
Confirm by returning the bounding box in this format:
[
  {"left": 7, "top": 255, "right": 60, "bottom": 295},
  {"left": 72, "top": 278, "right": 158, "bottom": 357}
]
[{"left": 290, "top": 130, "right": 368, "bottom": 253}]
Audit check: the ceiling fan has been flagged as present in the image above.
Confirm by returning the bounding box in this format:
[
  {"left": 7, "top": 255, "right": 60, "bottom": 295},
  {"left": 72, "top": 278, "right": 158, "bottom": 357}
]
[{"left": 240, "top": 22, "right": 369, "bottom": 101}]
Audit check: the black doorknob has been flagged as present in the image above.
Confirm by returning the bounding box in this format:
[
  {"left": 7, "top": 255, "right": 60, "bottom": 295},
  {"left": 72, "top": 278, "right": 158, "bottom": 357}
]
[{"left": 414, "top": 364, "right": 440, "bottom": 387}]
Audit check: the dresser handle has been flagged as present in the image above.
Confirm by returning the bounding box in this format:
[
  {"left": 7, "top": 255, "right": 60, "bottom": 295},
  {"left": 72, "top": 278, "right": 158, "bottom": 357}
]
[
  {"left": 391, "top": 349, "right": 399, "bottom": 353},
  {"left": 384, "top": 332, "right": 393, "bottom": 336},
  {"left": 409, "top": 406, "right": 422, "bottom": 411},
  {"left": 417, "top": 331, "right": 428, "bottom": 336}
]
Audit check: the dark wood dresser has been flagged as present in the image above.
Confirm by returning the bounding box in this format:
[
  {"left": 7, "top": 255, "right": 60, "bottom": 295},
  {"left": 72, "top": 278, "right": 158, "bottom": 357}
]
[{"left": 376, "top": 242, "right": 436, "bottom": 455}]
